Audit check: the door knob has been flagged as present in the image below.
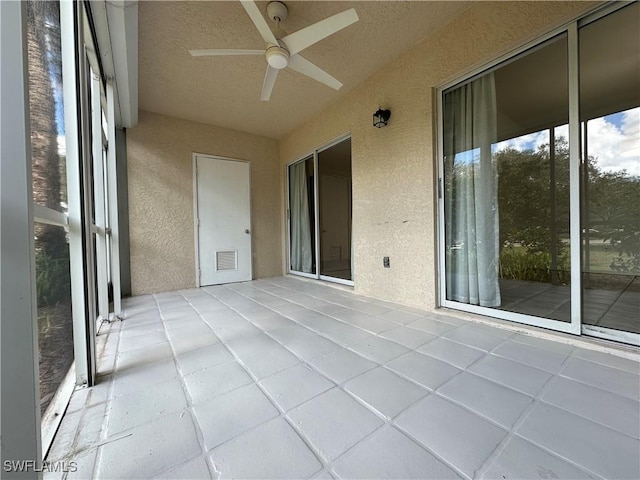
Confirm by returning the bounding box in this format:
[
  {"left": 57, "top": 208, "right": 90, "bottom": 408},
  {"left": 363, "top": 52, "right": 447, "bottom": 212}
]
[{"left": 245, "top": 229, "right": 251, "bottom": 234}]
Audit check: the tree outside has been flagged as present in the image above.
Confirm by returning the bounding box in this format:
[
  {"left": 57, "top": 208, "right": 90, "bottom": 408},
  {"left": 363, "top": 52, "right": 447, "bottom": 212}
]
[
  {"left": 496, "top": 133, "right": 640, "bottom": 285},
  {"left": 27, "top": 0, "right": 74, "bottom": 415}
]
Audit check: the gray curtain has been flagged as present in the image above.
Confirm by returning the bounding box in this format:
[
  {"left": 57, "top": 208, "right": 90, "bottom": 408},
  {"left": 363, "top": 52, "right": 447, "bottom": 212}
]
[
  {"left": 444, "top": 73, "right": 501, "bottom": 307},
  {"left": 289, "top": 161, "right": 313, "bottom": 273}
]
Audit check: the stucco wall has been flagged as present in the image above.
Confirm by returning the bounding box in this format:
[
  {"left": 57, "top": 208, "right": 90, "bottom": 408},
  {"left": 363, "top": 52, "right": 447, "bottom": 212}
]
[
  {"left": 127, "top": 110, "right": 281, "bottom": 295},
  {"left": 280, "top": 1, "right": 598, "bottom": 309}
]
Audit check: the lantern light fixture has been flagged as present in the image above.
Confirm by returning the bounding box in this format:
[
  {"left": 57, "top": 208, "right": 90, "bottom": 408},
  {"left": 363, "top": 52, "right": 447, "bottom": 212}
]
[{"left": 373, "top": 107, "right": 391, "bottom": 128}]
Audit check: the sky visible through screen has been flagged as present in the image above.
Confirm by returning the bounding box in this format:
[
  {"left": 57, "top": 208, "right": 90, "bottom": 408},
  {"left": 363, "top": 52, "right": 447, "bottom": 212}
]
[{"left": 493, "top": 107, "right": 640, "bottom": 177}]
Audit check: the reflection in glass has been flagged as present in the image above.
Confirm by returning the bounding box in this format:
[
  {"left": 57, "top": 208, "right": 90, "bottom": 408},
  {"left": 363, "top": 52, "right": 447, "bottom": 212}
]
[
  {"left": 28, "top": 0, "right": 67, "bottom": 214},
  {"left": 27, "top": 0, "right": 74, "bottom": 415},
  {"left": 318, "top": 139, "right": 353, "bottom": 281},
  {"left": 34, "top": 224, "right": 74, "bottom": 415},
  {"left": 443, "top": 34, "right": 571, "bottom": 321},
  {"left": 289, "top": 157, "right": 316, "bottom": 274},
  {"left": 580, "top": 3, "right": 640, "bottom": 335}
]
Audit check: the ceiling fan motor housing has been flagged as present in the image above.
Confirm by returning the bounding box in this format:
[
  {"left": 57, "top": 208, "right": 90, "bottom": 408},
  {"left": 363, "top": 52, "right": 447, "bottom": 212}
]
[
  {"left": 266, "top": 45, "right": 290, "bottom": 69},
  {"left": 266, "top": 1, "right": 288, "bottom": 23}
]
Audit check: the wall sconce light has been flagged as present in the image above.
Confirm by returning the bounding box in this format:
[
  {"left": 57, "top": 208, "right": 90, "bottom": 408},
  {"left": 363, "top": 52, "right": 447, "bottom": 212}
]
[{"left": 373, "top": 107, "right": 391, "bottom": 128}]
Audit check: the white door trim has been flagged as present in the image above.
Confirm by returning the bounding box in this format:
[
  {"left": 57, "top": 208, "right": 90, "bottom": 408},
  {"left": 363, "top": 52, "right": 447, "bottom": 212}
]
[{"left": 193, "top": 152, "right": 253, "bottom": 288}]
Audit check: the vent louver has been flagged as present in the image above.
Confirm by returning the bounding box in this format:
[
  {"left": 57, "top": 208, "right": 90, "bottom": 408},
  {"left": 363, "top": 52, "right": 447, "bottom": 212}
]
[{"left": 216, "top": 250, "right": 238, "bottom": 271}]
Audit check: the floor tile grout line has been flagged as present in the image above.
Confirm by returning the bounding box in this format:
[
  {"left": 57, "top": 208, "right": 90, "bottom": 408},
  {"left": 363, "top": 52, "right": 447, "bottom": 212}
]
[
  {"left": 275, "top": 275, "right": 637, "bottom": 360},
  {"left": 48, "top": 322, "right": 119, "bottom": 476},
  {"left": 184, "top": 287, "right": 331, "bottom": 478},
  {"left": 567, "top": 349, "right": 640, "bottom": 374},
  {"left": 508, "top": 431, "right": 607, "bottom": 480},
  {"left": 221, "top": 283, "right": 419, "bottom": 373},
  {"left": 216, "top": 283, "right": 494, "bottom": 416},
  {"left": 378, "top": 352, "right": 555, "bottom": 440},
  {"left": 170, "top": 284, "right": 626, "bottom": 426},
  {"left": 386, "top": 413, "right": 474, "bottom": 480},
  {"left": 490, "top": 342, "right": 573, "bottom": 372},
  {"left": 97, "top": 282, "right": 633, "bottom": 480},
  {"left": 200, "top": 282, "right": 474, "bottom": 477},
  {"left": 472, "top": 347, "right": 603, "bottom": 480},
  {"left": 450, "top": 334, "right": 554, "bottom": 397},
  {"left": 589, "top": 275, "right": 636, "bottom": 327},
  {"left": 218, "top": 289, "right": 358, "bottom": 480},
  {"left": 89, "top": 305, "right": 130, "bottom": 480},
  {"left": 204, "top": 283, "right": 484, "bottom": 478},
  {"left": 244, "top": 279, "right": 420, "bottom": 330},
  {"left": 416, "top": 339, "right": 487, "bottom": 370},
  {"left": 535, "top": 394, "right": 640, "bottom": 441},
  {"left": 153, "top": 293, "right": 218, "bottom": 480},
  {"left": 255, "top": 286, "right": 472, "bottom": 478},
  {"left": 403, "top": 334, "right": 541, "bottom": 479},
  {"left": 323, "top": 422, "right": 390, "bottom": 479},
  {"left": 556, "top": 360, "right": 640, "bottom": 402},
  {"left": 230, "top": 289, "right": 446, "bottom": 391}
]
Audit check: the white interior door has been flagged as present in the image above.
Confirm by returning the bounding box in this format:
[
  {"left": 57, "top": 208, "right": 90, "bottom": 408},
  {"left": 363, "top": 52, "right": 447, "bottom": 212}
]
[{"left": 196, "top": 155, "right": 252, "bottom": 286}]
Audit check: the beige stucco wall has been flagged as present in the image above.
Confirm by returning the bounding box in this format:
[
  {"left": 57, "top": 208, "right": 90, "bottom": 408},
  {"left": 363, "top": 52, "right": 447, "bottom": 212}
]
[
  {"left": 280, "top": 1, "right": 598, "bottom": 309},
  {"left": 127, "top": 110, "right": 281, "bottom": 295}
]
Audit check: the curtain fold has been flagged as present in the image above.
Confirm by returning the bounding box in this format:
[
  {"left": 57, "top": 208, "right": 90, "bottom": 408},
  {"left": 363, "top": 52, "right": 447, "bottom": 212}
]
[
  {"left": 444, "top": 73, "right": 501, "bottom": 307},
  {"left": 289, "top": 161, "right": 313, "bottom": 273}
]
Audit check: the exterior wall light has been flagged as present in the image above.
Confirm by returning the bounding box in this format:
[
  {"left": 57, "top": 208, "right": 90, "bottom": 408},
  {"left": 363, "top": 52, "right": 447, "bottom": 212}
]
[{"left": 373, "top": 107, "right": 391, "bottom": 128}]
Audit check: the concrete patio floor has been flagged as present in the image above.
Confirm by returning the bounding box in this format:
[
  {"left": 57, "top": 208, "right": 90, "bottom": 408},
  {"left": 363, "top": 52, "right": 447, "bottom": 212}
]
[{"left": 45, "top": 277, "right": 640, "bottom": 479}]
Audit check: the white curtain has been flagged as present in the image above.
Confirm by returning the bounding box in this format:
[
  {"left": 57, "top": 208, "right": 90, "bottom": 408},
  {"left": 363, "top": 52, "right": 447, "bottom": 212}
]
[
  {"left": 444, "top": 73, "right": 501, "bottom": 307},
  {"left": 289, "top": 161, "right": 313, "bottom": 273}
]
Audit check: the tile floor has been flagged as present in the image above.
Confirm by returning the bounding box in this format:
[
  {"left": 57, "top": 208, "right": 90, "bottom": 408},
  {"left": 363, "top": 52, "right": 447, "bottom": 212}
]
[
  {"left": 499, "top": 277, "right": 640, "bottom": 334},
  {"left": 46, "top": 277, "right": 640, "bottom": 479}
]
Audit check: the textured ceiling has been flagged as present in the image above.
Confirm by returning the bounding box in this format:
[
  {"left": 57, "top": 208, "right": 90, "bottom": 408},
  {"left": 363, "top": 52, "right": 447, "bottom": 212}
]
[{"left": 138, "top": 1, "right": 472, "bottom": 139}]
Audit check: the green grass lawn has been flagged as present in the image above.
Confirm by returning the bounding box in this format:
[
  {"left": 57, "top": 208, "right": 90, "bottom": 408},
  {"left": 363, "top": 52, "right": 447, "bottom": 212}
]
[
  {"left": 585, "top": 241, "right": 639, "bottom": 275},
  {"left": 499, "top": 240, "right": 639, "bottom": 283}
]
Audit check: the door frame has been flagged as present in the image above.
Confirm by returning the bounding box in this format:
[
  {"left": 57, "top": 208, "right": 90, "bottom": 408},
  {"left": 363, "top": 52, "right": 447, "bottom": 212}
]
[
  {"left": 192, "top": 152, "right": 253, "bottom": 288},
  {"left": 286, "top": 133, "right": 354, "bottom": 286},
  {"left": 286, "top": 154, "right": 317, "bottom": 280},
  {"left": 435, "top": 2, "right": 639, "bottom": 346}
]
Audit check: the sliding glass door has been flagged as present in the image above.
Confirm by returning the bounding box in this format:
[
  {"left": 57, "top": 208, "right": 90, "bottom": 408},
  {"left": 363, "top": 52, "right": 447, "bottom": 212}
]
[
  {"left": 319, "top": 138, "right": 353, "bottom": 281},
  {"left": 579, "top": 5, "right": 639, "bottom": 342},
  {"left": 288, "top": 137, "right": 353, "bottom": 285},
  {"left": 439, "top": 3, "right": 638, "bottom": 344},
  {"left": 288, "top": 155, "right": 316, "bottom": 277},
  {"left": 441, "top": 33, "right": 576, "bottom": 334}
]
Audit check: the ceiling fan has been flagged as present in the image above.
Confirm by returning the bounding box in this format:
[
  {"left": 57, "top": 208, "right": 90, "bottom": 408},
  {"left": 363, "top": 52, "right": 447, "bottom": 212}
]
[{"left": 189, "top": 1, "right": 359, "bottom": 101}]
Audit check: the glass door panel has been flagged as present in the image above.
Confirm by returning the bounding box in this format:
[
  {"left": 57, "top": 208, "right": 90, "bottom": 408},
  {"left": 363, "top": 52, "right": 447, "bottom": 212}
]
[
  {"left": 442, "top": 34, "right": 574, "bottom": 328},
  {"left": 318, "top": 138, "right": 353, "bottom": 281},
  {"left": 288, "top": 156, "right": 316, "bottom": 275},
  {"left": 26, "top": 0, "right": 76, "bottom": 416},
  {"left": 579, "top": 4, "right": 640, "bottom": 340},
  {"left": 495, "top": 123, "right": 572, "bottom": 321}
]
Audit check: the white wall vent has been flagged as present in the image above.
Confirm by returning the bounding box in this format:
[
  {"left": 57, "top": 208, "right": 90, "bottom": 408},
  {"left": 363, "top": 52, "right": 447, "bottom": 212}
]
[{"left": 216, "top": 250, "right": 238, "bottom": 271}]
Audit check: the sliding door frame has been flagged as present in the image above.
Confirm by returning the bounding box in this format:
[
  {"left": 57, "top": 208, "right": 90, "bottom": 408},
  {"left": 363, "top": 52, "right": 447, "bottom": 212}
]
[
  {"left": 286, "top": 133, "right": 354, "bottom": 286},
  {"left": 576, "top": 4, "right": 640, "bottom": 347},
  {"left": 286, "top": 154, "right": 317, "bottom": 280},
  {"left": 435, "top": 2, "right": 638, "bottom": 345}
]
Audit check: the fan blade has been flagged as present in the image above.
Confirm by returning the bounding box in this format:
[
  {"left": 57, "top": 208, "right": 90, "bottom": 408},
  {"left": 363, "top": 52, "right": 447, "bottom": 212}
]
[
  {"left": 281, "top": 9, "right": 358, "bottom": 56},
  {"left": 288, "top": 54, "right": 342, "bottom": 90},
  {"left": 261, "top": 66, "right": 279, "bottom": 101},
  {"left": 189, "top": 49, "right": 264, "bottom": 57},
  {"left": 240, "top": 1, "right": 278, "bottom": 45}
]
